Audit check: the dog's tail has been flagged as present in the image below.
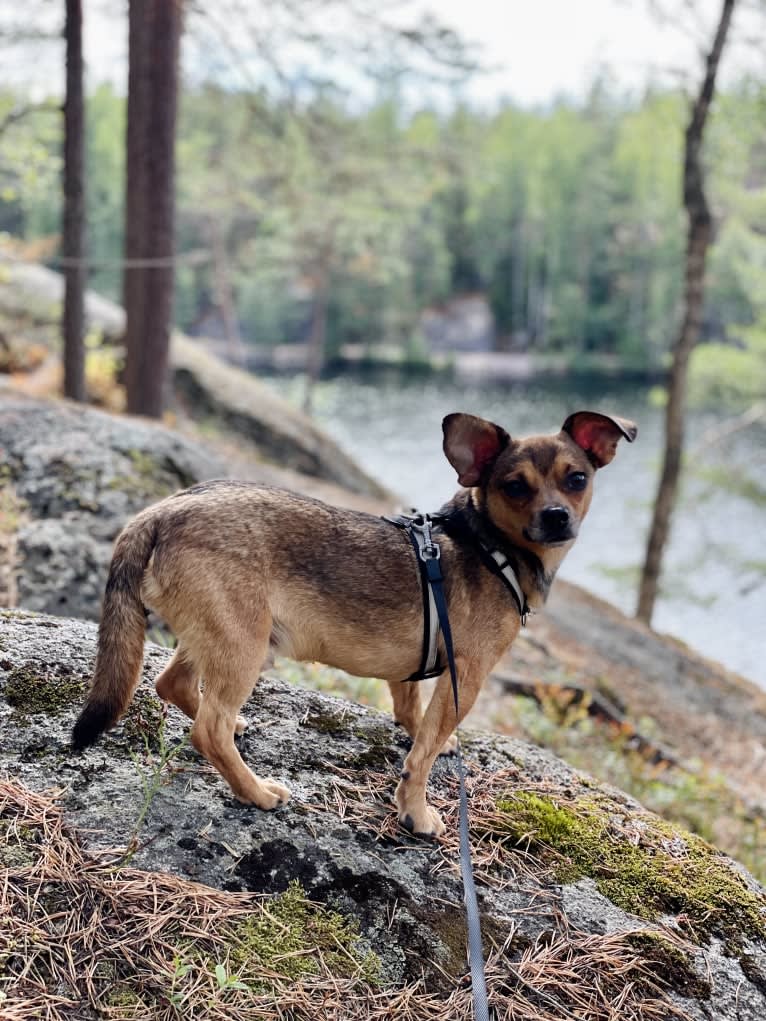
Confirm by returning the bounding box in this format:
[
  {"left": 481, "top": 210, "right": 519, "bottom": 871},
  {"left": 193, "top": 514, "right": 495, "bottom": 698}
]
[{"left": 72, "top": 513, "right": 158, "bottom": 749}]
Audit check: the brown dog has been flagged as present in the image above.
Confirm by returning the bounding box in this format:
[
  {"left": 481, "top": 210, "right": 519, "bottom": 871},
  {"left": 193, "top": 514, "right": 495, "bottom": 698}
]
[{"left": 72, "top": 410, "right": 636, "bottom": 836}]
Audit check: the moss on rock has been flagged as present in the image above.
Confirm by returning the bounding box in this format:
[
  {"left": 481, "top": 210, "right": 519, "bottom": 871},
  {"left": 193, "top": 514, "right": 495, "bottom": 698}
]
[
  {"left": 0, "top": 821, "right": 38, "bottom": 867},
  {"left": 494, "top": 791, "right": 766, "bottom": 949},
  {"left": 4, "top": 665, "right": 86, "bottom": 717},
  {"left": 227, "top": 880, "right": 380, "bottom": 987},
  {"left": 626, "top": 931, "right": 711, "bottom": 1000},
  {"left": 122, "top": 688, "right": 166, "bottom": 749}
]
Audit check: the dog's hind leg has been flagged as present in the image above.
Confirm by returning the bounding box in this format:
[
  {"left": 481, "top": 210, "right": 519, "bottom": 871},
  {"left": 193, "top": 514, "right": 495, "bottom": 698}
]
[
  {"left": 187, "top": 620, "right": 290, "bottom": 810},
  {"left": 395, "top": 665, "right": 482, "bottom": 838},
  {"left": 155, "top": 646, "right": 200, "bottom": 721},
  {"left": 388, "top": 680, "right": 422, "bottom": 739},
  {"left": 155, "top": 645, "right": 250, "bottom": 735}
]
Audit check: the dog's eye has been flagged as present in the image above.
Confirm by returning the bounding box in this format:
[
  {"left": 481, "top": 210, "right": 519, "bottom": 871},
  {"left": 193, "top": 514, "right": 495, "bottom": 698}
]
[
  {"left": 504, "top": 478, "right": 530, "bottom": 498},
  {"left": 566, "top": 472, "right": 588, "bottom": 492}
]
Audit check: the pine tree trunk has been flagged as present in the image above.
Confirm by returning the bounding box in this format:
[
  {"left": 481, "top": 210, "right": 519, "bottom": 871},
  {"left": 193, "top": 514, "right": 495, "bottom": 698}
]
[
  {"left": 124, "top": 0, "right": 183, "bottom": 419},
  {"left": 62, "top": 0, "right": 86, "bottom": 402},
  {"left": 208, "top": 216, "right": 245, "bottom": 366},
  {"left": 636, "top": 0, "right": 736, "bottom": 624},
  {"left": 122, "top": 0, "right": 149, "bottom": 388},
  {"left": 303, "top": 269, "right": 329, "bottom": 416}
]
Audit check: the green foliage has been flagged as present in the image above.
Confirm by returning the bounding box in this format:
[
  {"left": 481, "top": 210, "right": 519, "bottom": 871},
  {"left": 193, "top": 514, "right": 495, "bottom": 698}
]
[
  {"left": 3, "top": 70, "right": 766, "bottom": 370},
  {"left": 271, "top": 656, "right": 389, "bottom": 709},
  {"left": 690, "top": 328, "right": 766, "bottom": 409}
]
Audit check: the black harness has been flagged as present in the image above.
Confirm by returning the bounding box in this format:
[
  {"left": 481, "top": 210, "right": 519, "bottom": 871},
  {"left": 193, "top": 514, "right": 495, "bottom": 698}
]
[{"left": 386, "top": 510, "right": 530, "bottom": 681}]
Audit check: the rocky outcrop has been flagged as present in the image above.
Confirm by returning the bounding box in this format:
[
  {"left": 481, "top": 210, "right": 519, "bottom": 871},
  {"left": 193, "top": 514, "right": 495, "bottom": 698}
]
[
  {"left": 1, "top": 612, "right": 765, "bottom": 1019},
  {"left": 0, "top": 397, "right": 221, "bottom": 620},
  {"left": 0, "top": 257, "right": 387, "bottom": 497},
  {"left": 0, "top": 395, "right": 392, "bottom": 622}
]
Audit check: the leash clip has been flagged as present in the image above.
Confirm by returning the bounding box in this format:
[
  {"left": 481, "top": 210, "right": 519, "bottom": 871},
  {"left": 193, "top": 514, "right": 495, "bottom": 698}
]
[
  {"left": 419, "top": 541, "right": 440, "bottom": 561},
  {"left": 410, "top": 514, "right": 441, "bottom": 561}
]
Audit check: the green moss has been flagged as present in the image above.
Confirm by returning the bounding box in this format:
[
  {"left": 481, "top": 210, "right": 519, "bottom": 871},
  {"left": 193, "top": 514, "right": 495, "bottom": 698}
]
[
  {"left": 347, "top": 744, "right": 400, "bottom": 771},
  {"left": 104, "top": 986, "right": 144, "bottom": 1008},
  {"left": 626, "top": 931, "right": 711, "bottom": 999},
  {"left": 106, "top": 448, "right": 177, "bottom": 500},
  {"left": 0, "top": 821, "right": 38, "bottom": 867},
  {"left": 0, "top": 482, "right": 23, "bottom": 534},
  {"left": 0, "top": 609, "right": 40, "bottom": 620},
  {"left": 494, "top": 791, "right": 766, "bottom": 949},
  {"left": 122, "top": 688, "right": 165, "bottom": 748},
  {"left": 301, "top": 708, "right": 351, "bottom": 735},
  {"left": 228, "top": 881, "right": 380, "bottom": 987},
  {"left": 4, "top": 665, "right": 86, "bottom": 717},
  {"left": 352, "top": 722, "right": 394, "bottom": 746}
]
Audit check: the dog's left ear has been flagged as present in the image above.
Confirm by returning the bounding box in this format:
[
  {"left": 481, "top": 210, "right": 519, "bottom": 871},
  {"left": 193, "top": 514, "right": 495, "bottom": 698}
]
[
  {"left": 562, "top": 411, "right": 637, "bottom": 468},
  {"left": 443, "top": 413, "right": 510, "bottom": 486}
]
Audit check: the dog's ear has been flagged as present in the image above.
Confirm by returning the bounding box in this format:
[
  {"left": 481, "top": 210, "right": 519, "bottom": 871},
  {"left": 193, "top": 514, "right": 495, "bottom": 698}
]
[
  {"left": 442, "top": 413, "right": 510, "bottom": 486},
  {"left": 562, "top": 411, "right": 637, "bottom": 468}
]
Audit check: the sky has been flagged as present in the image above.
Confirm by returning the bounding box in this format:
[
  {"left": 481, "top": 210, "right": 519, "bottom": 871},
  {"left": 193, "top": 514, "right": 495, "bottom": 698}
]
[
  {"left": 436, "top": 0, "right": 761, "bottom": 106},
  {"left": 4, "top": 0, "right": 762, "bottom": 108}
]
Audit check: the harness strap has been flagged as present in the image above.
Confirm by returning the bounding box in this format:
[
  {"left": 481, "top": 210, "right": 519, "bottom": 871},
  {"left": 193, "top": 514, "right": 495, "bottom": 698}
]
[
  {"left": 480, "top": 548, "right": 529, "bottom": 625},
  {"left": 386, "top": 512, "right": 529, "bottom": 679},
  {"left": 432, "top": 511, "right": 530, "bottom": 624},
  {"left": 420, "top": 541, "right": 490, "bottom": 1021},
  {"left": 404, "top": 521, "right": 441, "bottom": 678}
]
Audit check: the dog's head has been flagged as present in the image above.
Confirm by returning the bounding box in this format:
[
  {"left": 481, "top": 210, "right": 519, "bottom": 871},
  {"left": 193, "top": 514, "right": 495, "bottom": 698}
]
[{"left": 442, "top": 410, "right": 637, "bottom": 552}]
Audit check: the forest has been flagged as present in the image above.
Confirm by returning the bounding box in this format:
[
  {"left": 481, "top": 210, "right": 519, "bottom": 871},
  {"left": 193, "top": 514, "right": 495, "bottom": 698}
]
[{"left": 2, "top": 75, "right": 765, "bottom": 396}]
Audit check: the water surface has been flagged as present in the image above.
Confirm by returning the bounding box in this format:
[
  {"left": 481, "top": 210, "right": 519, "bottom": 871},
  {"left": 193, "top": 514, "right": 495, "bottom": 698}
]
[{"left": 268, "top": 373, "right": 766, "bottom": 687}]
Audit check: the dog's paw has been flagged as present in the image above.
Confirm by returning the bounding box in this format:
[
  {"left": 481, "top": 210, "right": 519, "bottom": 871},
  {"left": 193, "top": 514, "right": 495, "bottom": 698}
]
[
  {"left": 238, "top": 778, "right": 291, "bottom": 810},
  {"left": 439, "top": 733, "right": 458, "bottom": 757},
  {"left": 260, "top": 778, "right": 291, "bottom": 809},
  {"left": 398, "top": 804, "right": 445, "bottom": 839},
  {"left": 234, "top": 714, "right": 249, "bottom": 735}
]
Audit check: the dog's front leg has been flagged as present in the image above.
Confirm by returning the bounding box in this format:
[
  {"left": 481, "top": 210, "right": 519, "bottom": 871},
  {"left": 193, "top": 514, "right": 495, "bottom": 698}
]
[{"left": 395, "top": 664, "right": 482, "bottom": 838}]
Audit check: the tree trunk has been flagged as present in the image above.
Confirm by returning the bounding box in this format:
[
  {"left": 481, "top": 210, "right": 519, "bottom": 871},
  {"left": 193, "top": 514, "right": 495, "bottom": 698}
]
[
  {"left": 208, "top": 216, "right": 245, "bottom": 366},
  {"left": 636, "top": 0, "right": 736, "bottom": 624},
  {"left": 62, "top": 0, "right": 86, "bottom": 402},
  {"left": 122, "top": 0, "right": 149, "bottom": 379},
  {"left": 124, "top": 0, "right": 183, "bottom": 419},
  {"left": 303, "top": 269, "right": 329, "bottom": 416}
]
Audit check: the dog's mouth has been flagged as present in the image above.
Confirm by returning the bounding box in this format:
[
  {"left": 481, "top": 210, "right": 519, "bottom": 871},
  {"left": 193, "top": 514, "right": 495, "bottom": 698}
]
[{"left": 523, "top": 526, "right": 577, "bottom": 547}]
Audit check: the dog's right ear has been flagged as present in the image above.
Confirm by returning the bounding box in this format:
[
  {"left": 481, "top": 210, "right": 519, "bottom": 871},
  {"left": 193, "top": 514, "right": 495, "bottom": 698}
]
[{"left": 442, "top": 413, "right": 510, "bottom": 487}]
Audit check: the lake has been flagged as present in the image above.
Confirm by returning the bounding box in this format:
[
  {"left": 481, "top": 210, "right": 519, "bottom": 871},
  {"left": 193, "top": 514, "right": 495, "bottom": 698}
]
[{"left": 267, "top": 373, "right": 766, "bottom": 687}]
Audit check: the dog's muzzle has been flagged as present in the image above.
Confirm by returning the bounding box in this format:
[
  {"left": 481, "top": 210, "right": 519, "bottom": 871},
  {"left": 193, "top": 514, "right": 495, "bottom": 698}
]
[{"left": 524, "top": 506, "right": 577, "bottom": 545}]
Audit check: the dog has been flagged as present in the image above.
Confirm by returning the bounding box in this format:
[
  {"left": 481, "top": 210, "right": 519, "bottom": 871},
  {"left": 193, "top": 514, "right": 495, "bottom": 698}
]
[{"left": 72, "top": 410, "right": 636, "bottom": 837}]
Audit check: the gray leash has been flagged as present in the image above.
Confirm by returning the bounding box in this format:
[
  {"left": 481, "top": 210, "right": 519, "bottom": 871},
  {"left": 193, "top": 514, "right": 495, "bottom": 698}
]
[{"left": 413, "top": 517, "right": 491, "bottom": 1021}]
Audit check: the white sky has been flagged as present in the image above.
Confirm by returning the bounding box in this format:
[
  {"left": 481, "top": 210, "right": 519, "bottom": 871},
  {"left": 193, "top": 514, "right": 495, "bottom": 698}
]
[
  {"left": 6, "top": 0, "right": 764, "bottom": 108},
  {"left": 440, "top": 0, "right": 762, "bottom": 105}
]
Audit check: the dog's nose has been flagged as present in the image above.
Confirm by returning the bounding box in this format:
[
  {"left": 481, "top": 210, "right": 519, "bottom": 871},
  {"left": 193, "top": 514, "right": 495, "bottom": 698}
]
[{"left": 541, "top": 506, "right": 570, "bottom": 532}]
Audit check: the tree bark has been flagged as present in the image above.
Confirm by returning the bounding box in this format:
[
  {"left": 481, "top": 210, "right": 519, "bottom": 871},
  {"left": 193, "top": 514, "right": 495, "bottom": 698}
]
[
  {"left": 124, "top": 0, "right": 183, "bottom": 419},
  {"left": 303, "top": 268, "right": 329, "bottom": 416},
  {"left": 636, "top": 0, "right": 736, "bottom": 624},
  {"left": 62, "top": 0, "right": 86, "bottom": 402},
  {"left": 122, "top": 0, "right": 149, "bottom": 383},
  {"left": 208, "top": 216, "right": 245, "bottom": 366}
]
